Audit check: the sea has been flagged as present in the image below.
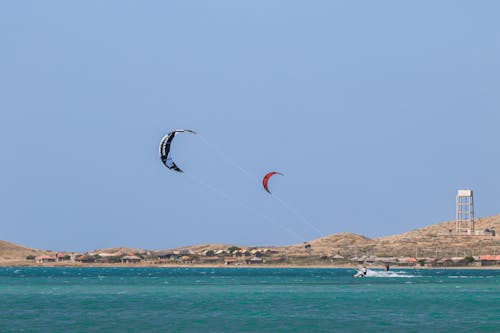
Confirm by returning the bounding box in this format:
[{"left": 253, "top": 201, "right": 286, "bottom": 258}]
[{"left": 0, "top": 267, "right": 498, "bottom": 332}]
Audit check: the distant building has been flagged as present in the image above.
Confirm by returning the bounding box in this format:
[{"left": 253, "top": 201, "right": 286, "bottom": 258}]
[
  {"left": 75, "top": 255, "right": 96, "bottom": 263},
  {"left": 397, "top": 257, "right": 417, "bottom": 266},
  {"left": 479, "top": 255, "right": 500, "bottom": 266},
  {"left": 437, "top": 258, "right": 454, "bottom": 267},
  {"left": 36, "top": 255, "right": 56, "bottom": 263},
  {"left": 199, "top": 256, "right": 220, "bottom": 264},
  {"left": 121, "top": 255, "right": 141, "bottom": 263},
  {"left": 456, "top": 189, "right": 474, "bottom": 235},
  {"left": 246, "top": 257, "right": 263, "bottom": 264},
  {"left": 332, "top": 254, "right": 345, "bottom": 260},
  {"left": 56, "top": 253, "right": 70, "bottom": 261},
  {"left": 224, "top": 257, "right": 238, "bottom": 265},
  {"left": 474, "top": 229, "right": 495, "bottom": 236}
]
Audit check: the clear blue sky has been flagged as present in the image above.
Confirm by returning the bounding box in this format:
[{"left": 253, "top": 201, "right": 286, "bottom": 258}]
[{"left": 1, "top": 1, "right": 499, "bottom": 252}]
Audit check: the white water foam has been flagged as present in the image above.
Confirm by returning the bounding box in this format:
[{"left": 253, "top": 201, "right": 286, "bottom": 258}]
[{"left": 356, "top": 269, "right": 419, "bottom": 278}]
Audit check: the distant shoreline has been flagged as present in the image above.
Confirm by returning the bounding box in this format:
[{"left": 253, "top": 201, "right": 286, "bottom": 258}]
[{"left": 1, "top": 261, "right": 499, "bottom": 270}]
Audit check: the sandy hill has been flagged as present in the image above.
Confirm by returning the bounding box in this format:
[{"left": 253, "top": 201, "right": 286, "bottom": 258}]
[
  {"left": 367, "top": 214, "right": 500, "bottom": 258},
  {"left": 378, "top": 214, "right": 500, "bottom": 241},
  {"left": 2, "top": 215, "right": 499, "bottom": 262},
  {"left": 0, "top": 240, "right": 51, "bottom": 262},
  {"left": 92, "top": 247, "right": 149, "bottom": 255},
  {"left": 172, "top": 216, "right": 500, "bottom": 258},
  {"left": 164, "top": 234, "right": 372, "bottom": 257},
  {"left": 168, "top": 244, "right": 238, "bottom": 253},
  {"left": 276, "top": 233, "right": 372, "bottom": 257}
]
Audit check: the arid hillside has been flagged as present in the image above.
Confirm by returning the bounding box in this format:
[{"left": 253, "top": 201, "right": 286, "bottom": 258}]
[
  {"left": 276, "top": 215, "right": 499, "bottom": 258},
  {"left": 275, "top": 233, "right": 372, "bottom": 257},
  {"left": 0, "top": 240, "right": 51, "bottom": 263},
  {"left": 172, "top": 215, "right": 500, "bottom": 258},
  {"left": 2, "top": 215, "right": 499, "bottom": 263},
  {"left": 368, "top": 214, "right": 500, "bottom": 257}
]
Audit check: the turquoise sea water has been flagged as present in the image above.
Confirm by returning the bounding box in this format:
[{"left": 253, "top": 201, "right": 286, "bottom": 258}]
[{"left": 0, "top": 267, "right": 498, "bottom": 332}]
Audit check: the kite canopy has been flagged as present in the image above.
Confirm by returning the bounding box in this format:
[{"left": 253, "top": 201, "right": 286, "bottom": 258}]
[
  {"left": 262, "top": 171, "right": 283, "bottom": 194},
  {"left": 159, "top": 129, "right": 197, "bottom": 172}
]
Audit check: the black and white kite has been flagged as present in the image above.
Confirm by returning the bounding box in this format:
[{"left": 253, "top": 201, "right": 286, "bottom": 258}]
[{"left": 159, "top": 129, "right": 197, "bottom": 172}]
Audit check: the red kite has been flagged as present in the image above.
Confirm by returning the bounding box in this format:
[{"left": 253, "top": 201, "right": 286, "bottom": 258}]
[{"left": 262, "top": 171, "right": 283, "bottom": 194}]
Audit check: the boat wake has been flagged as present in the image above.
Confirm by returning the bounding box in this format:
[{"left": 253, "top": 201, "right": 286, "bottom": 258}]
[{"left": 355, "top": 269, "right": 418, "bottom": 278}]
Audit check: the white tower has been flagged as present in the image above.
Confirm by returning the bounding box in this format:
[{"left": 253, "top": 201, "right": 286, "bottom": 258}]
[{"left": 456, "top": 189, "right": 474, "bottom": 235}]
